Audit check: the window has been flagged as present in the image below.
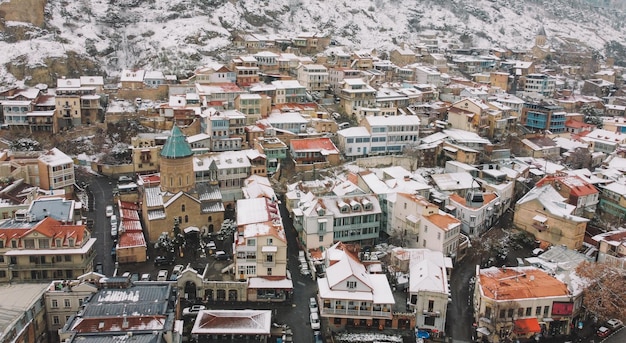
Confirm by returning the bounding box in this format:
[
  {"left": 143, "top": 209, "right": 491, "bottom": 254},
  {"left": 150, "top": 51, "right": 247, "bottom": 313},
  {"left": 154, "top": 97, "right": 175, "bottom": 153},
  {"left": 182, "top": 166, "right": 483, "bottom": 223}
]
[
  {"left": 39, "top": 239, "right": 49, "bottom": 249},
  {"left": 266, "top": 254, "right": 273, "bottom": 262},
  {"left": 55, "top": 239, "right": 62, "bottom": 247},
  {"left": 428, "top": 300, "right": 434, "bottom": 312},
  {"left": 0, "top": 271, "right": 5, "bottom": 278},
  {"left": 247, "top": 239, "right": 255, "bottom": 246},
  {"left": 319, "top": 236, "right": 324, "bottom": 242},
  {"left": 507, "top": 309, "right": 514, "bottom": 318},
  {"left": 267, "top": 268, "right": 272, "bottom": 276},
  {"left": 0, "top": 241, "right": 4, "bottom": 248},
  {"left": 24, "top": 239, "right": 35, "bottom": 249},
  {"left": 536, "top": 306, "right": 541, "bottom": 315},
  {"left": 424, "top": 316, "right": 436, "bottom": 326},
  {"left": 437, "top": 232, "right": 441, "bottom": 240},
  {"left": 64, "top": 299, "right": 71, "bottom": 307},
  {"left": 51, "top": 299, "right": 58, "bottom": 308},
  {"left": 64, "top": 255, "right": 72, "bottom": 262},
  {"left": 518, "top": 308, "right": 524, "bottom": 318},
  {"left": 68, "top": 239, "right": 74, "bottom": 247},
  {"left": 184, "top": 215, "right": 188, "bottom": 223},
  {"left": 53, "top": 316, "right": 59, "bottom": 325},
  {"left": 526, "top": 307, "right": 532, "bottom": 316},
  {"left": 543, "top": 306, "right": 549, "bottom": 316},
  {"left": 499, "top": 309, "right": 506, "bottom": 319},
  {"left": 11, "top": 240, "right": 17, "bottom": 248},
  {"left": 266, "top": 238, "right": 273, "bottom": 245},
  {"left": 181, "top": 204, "right": 186, "bottom": 212},
  {"left": 347, "top": 281, "right": 357, "bottom": 289}
]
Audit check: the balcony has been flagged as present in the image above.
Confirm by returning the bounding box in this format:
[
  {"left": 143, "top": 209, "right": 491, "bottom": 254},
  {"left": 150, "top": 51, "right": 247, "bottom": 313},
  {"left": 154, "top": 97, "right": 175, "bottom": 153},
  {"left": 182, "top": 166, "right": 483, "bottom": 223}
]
[
  {"left": 11, "top": 250, "right": 96, "bottom": 270},
  {"left": 321, "top": 307, "right": 392, "bottom": 319},
  {"left": 422, "top": 310, "right": 441, "bottom": 317}
]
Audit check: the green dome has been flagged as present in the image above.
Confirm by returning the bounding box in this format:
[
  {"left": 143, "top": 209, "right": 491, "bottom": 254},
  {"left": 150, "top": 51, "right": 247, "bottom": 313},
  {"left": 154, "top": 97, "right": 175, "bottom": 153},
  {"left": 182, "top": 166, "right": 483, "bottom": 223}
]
[{"left": 160, "top": 126, "right": 193, "bottom": 159}]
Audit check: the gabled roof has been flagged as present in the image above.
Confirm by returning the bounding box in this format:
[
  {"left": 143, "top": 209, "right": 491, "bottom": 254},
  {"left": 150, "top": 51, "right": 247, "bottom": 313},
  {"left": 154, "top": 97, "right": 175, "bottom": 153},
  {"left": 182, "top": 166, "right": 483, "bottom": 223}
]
[
  {"left": 516, "top": 185, "right": 588, "bottom": 222},
  {"left": 410, "top": 259, "right": 447, "bottom": 293},
  {"left": 192, "top": 310, "right": 271, "bottom": 335},
  {"left": 326, "top": 250, "right": 372, "bottom": 290},
  {"left": 290, "top": 137, "right": 339, "bottom": 154},
  {"left": 160, "top": 126, "right": 193, "bottom": 159}
]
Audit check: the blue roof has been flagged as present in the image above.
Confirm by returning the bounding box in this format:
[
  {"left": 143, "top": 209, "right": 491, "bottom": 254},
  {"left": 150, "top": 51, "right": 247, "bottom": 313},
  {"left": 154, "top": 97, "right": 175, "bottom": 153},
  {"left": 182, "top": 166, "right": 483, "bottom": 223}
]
[{"left": 160, "top": 126, "right": 193, "bottom": 159}]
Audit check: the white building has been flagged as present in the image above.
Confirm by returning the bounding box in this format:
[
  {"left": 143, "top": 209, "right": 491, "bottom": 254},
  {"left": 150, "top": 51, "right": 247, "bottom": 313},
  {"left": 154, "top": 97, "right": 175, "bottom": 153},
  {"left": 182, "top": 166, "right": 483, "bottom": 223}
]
[
  {"left": 317, "top": 242, "right": 395, "bottom": 331},
  {"left": 522, "top": 73, "right": 556, "bottom": 98},
  {"left": 297, "top": 64, "right": 329, "bottom": 92},
  {"left": 448, "top": 190, "right": 501, "bottom": 237}
]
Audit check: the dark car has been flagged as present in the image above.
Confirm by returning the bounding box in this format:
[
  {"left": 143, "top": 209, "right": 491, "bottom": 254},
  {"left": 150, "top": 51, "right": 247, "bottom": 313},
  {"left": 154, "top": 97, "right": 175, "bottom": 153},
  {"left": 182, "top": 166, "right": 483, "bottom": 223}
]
[
  {"left": 214, "top": 251, "right": 231, "bottom": 260},
  {"left": 154, "top": 256, "right": 175, "bottom": 266}
]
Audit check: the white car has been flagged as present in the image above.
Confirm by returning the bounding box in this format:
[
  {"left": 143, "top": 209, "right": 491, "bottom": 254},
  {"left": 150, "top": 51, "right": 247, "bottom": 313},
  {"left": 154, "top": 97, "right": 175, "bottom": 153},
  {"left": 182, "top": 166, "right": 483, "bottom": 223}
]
[
  {"left": 157, "top": 269, "right": 168, "bottom": 281},
  {"left": 310, "top": 312, "right": 321, "bottom": 330},
  {"left": 182, "top": 304, "right": 206, "bottom": 316},
  {"left": 140, "top": 273, "right": 151, "bottom": 281},
  {"left": 105, "top": 205, "right": 114, "bottom": 217},
  {"left": 173, "top": 264, "right": 184, "bottom": 274},
  {"left": 309, "top": 297, "right": 318, "bottom": 313}
]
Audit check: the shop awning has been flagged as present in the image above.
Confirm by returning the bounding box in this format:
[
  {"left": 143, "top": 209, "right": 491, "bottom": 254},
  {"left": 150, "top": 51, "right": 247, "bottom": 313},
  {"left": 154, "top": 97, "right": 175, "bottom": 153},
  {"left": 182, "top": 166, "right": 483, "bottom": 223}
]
[{"left": 514, "top": 318, "right": 542, "bottom": 334}]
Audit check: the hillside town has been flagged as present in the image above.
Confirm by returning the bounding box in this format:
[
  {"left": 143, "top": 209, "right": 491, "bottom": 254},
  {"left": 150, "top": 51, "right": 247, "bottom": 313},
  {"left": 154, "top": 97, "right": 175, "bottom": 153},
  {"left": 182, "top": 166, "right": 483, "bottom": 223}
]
[{"left": 1, "top": 28, "right": 626, "bottom": 343}]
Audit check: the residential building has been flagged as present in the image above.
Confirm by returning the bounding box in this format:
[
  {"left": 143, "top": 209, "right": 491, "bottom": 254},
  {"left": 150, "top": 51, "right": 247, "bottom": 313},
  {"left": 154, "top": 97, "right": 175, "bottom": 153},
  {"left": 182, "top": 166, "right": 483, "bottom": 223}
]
[
  {"left": 592, "top": 229, "right": 626, "bottom": 269},
  {"left": 400, "top": 249, "right": 451, "bottom": 337},
  {"left": 234, "top": 197, "right": 292, "bottom": 301},
  {"left": 290, "top": 137, "right": 341, "bottom": 172},
  {"left": 194, "top": 150, "right": 255, "bottom": 206},
  {"left": 535, "top": 174, "right": 599, "bottom": 218},
  {"left": 597, "top": 181, "right": 626, "bottom": 223},
  {"left": 55, "top": 78, "right": 102, "bottom": 128},
  {"left": 447, "top": 98, "right": 491, "bottom": 135},
  {"left": 486, "top": 101, "right": 518, "bottom": 140},
  {"left": 45, "top": 278, "right": 98, "bottom": 341},
  {"left": 328, "top": 68, "right": 362, "bottom": 94},
  {"left": 520, "top": 101, "right": 566, "bottom": 133},
  {"left": 0, "top": 216, "right": 96, "bottom": 282},
  {"left": 116, "top": 201, "right": 147, "bottom": 264},
  {"left": 292, "top": 33, "right": 331, "bottom": 54},
  {"left": 413, "top": 66, "right": 442, "bottom": 87},
  {"left": 231, "top": 55, "right": 260, "bottom": 87},
  {"left": 339, "top": 78, "right": 377, "bottom": 117},
  {"left": 253, "top": 51, "right": 280, "bottom": 72},
  {"left": 317, "top": 242, "right": 396, "bottom": 331},
  {"left": 269, "top": 80, "right": 307, "bottom": 104},
  {"left": 293, "top": 194, "right": 381, "bottom": 250},
  {"left": 513, "top": 184, "right": 588, "bottom": 250},
  {"left": 362, "top": 115, "right": 420, "bottom": 154},
  {"left": 234, "top": 93, "right": 268, "bottom": 125},
  {"left": 196, "top": 83, "right": 246, "bottom": 109},
  {"left": 336, "top": 127, "right": 372, "bottom": 158},
  {"left": 188, "top": 63, "right": 236, "bottom": 84},
  {"left": 449, "top": 190, "right": 502, "bottom": 237},
  {"left": 580, "top": 129, "right": 626, "bottom": 154},
  {"left": 254, "top": 136, "right": 287, "bottom": 175},
  {"left": 202, "top": 108, "right": 246, "bottom": 152},
  {"left": 522, "top": 74, "right": 556, "bottom": 98},
  {"left": 0, "top": 283, "right": 48, "bottom": 343},
  {"left": 392, "top": 193, "right": 461, "bottom": 257},
  {"left": 297, "top": 64, "right": 329, "bottom": 92},
  {"left": 38, "top": 148, "right": 75, "bottom": 196},
  {"left": 130, "top": 134, "right": 162, "bottom": 175},
  {"left": 265, "top": 112, "right": 308, "bottom": 134},
  {"left": 474, "top": 266, "right": 575, "bottom": 342},
  {"left": 518, "top": 136, "right": 560, "bottom": 159}
]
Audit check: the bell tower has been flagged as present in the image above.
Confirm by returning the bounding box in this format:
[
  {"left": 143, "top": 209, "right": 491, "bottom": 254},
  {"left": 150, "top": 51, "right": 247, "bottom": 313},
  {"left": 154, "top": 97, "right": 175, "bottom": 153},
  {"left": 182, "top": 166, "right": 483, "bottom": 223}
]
[{"left": 159, "top": 126, "right": 195, "bottom": 193}]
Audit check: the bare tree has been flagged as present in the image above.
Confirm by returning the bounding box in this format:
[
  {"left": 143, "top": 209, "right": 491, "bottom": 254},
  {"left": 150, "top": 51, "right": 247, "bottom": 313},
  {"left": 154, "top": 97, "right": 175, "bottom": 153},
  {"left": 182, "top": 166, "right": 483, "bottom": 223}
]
[{"left": 575, "top": 261, "right": 626, "bottom": 321}]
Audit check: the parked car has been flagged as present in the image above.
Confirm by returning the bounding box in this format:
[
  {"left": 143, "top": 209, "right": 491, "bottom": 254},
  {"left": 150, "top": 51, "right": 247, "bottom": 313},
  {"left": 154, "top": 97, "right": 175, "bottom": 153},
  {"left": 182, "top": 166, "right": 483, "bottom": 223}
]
[
  {"left": 105, "top": 205, "right": 114, "bottom": 217},
  {"left": 130, "top": 273, "right": 139, "bottom": 282},
  {"left": 606, "top": 318, "right": 623, "bottom": 330},
  {"left": 118, "top": 175, "right": 133, "bottom": 183},
  {"left": 111, "top": 224, "right": 118, "bottom": 237},
  {"left": 182, "top": 304, "right": 206, "bottom": 316},
  {"left": 122, "top": 272, "right": 131, "bottom": 278},
  {"left": 173, "top": 264, "right": 184, "bottom": 274},
  {"left": 95, "top": 262, "right": 103, "bottom": 274},
  {"left": 140, "top": 273, "right": 151, "bottom": 281},
  {"left": 310, "top": 312, "right": 321, "bottom": 330},
  {"left": 207, "top": 241, "right": 217, "bottom": 251},
  {"left": 309, "top": 297, "right": 318, "bottom": 313},
  {"left": 154, "top": 256, "right": 174, "bottom": 266},
  {"left": 597, "top": 326, "right": 611, "bottom": 338},
  {"left": 314, "top": 330, "right": 323, "bottom": 343},
  {"left": 156, "top": 270, "right": 168, "bottom": 281},
  {"left": 214, "top": 251, "right": 230, "bottom": 260}
]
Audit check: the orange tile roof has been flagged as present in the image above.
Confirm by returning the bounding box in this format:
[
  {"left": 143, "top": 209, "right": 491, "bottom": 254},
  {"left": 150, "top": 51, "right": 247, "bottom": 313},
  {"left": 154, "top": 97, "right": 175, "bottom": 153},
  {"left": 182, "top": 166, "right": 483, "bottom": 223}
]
[
  {"left": 479, "top": 267, "right": 569, "bottom": 301},
  {"left": 565, "top": 119, "right": 595, "bottom": 129},
  {"left": 450, "top": 193, "right": 497, "bottom": 207},
  {"left": 290, "top": 137, "right": 339, "bottom": 153},
  {"left": 425, "top": 213, "right": 460, "bottom": 231},
  {"left": 536, "top": 175, "right": 598, "bottom": 197},
  {"left": 28, "top": 217, "right": 86, "bottom": 246},
  {"left": 398, "top": 193, "right": 432, "bottom": 206}
]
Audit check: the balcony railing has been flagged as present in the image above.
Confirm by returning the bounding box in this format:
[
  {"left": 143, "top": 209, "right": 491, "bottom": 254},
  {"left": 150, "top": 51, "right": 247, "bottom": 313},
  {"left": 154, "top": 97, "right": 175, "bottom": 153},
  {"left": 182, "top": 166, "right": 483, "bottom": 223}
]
[
  {"left": 321, "top": 307, "right": 392, "bottom": 319},
  {"left": 10, "top": 250, "right": 96, "bottom": 271}
]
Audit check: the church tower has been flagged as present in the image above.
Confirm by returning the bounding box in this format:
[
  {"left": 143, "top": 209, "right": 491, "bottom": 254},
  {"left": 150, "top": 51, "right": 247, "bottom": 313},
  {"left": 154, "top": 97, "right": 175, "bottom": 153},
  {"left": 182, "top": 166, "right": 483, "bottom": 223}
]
[
  {"left": 159, "top": 126, "right": 195, "bottom": 193},
  {"left": 535, "top": 27, "right": 547, "bottom": 47}
]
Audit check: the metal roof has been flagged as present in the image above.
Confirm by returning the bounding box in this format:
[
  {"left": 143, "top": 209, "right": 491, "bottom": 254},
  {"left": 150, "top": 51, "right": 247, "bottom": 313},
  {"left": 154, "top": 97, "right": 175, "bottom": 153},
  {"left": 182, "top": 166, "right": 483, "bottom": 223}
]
[{"left": 160, "top": 126, "right": 193, "bottom": 159}]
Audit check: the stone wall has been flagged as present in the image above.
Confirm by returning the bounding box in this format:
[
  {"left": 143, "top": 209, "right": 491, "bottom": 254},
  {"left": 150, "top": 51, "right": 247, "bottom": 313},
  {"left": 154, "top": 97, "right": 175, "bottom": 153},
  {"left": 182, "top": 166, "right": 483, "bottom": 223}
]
[{"left": 355, "top": 155, "right": 417, "bottom": 171}]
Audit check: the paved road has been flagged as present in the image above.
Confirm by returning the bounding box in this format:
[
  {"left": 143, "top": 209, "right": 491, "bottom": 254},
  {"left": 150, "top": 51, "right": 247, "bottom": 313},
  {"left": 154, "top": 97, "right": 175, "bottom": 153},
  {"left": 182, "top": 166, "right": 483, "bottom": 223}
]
[
  {"left": 85, "top": 175, "right": 115, "bottom": 275},
  {"left": 278, "top": 195, "right": 320, "bottom": 343}
]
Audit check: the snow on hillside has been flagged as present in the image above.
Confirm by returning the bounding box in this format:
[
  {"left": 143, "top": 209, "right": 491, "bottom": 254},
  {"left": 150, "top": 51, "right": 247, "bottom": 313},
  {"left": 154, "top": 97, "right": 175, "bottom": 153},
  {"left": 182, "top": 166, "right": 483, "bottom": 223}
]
[{"left": 0, "top": 0, "right": 625, "bottom": 84}]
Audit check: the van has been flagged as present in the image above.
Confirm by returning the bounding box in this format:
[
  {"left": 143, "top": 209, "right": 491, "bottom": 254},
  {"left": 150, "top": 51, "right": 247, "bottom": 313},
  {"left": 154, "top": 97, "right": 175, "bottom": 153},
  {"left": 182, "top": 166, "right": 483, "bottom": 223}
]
[{"left": 110, "top": 215, "right": 117, "bottom": 228}]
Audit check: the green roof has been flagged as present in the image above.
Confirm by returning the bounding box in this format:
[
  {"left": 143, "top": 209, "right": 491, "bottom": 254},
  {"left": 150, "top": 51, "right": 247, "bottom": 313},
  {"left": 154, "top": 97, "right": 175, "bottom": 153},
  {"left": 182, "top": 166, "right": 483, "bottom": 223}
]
[{"left": 160, "top": 126, "right": 193, "bottom": 159}]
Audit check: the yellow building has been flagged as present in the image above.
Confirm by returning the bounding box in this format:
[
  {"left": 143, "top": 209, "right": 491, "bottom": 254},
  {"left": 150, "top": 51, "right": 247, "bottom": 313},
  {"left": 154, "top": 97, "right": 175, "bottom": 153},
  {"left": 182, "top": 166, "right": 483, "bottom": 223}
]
[
  {"left": 38, "top": 148, "right": 75, "bottom": 197},
  {"left": 513, "top": 184, "right": 588, "bottom": 250},
  {"left": 0, "top": 217, "right": 96, "bottom": 282}
]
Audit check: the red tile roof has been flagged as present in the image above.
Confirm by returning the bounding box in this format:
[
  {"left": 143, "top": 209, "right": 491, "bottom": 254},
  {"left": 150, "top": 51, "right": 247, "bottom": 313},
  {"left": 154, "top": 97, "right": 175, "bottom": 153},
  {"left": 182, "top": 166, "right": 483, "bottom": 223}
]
[
  {"left": 119, "top": 231, "right": 146, "bottom": 248},
  {"left": 565, "top": 119, "right": 595, "bottom": 129},
  {"left": 479, "top": 267, "right": 569, "bottom": 300},
  {"left": 450, "top": 193, "right": 497, "bottom": 207},
  {"left": 425, "top": 213, "right": 461, "bottom": 231},
  {"left": 71, "top": 316, "right": 166, "bottom": 333},
  {"left": 290, "top": 137, "right": 339, "bottom": 153}
]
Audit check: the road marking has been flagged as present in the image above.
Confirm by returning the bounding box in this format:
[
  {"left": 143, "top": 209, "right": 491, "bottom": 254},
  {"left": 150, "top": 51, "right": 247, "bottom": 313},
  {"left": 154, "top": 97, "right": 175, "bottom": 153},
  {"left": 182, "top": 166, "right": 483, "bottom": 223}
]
[{"left": 297, "top": 281, "right": 306, "bottom": 287}]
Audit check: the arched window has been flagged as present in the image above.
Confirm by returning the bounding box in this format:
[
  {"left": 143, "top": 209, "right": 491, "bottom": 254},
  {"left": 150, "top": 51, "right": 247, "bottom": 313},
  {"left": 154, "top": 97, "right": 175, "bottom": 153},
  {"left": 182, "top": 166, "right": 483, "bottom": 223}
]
[
  {"left": 178, "top": 216, "right": 182, "bottom": 224},
  {"left": 184, "top": 215, "right": 189, "bottom": 223},
  {"left": 181, "top": 204, "right": 186, "bottom": 212},
  {"left": 208, "top": 216, "right": 212, "bottom": 222},
  {"left": 179, "top": 176, "right": 182, "bottom": 186}
]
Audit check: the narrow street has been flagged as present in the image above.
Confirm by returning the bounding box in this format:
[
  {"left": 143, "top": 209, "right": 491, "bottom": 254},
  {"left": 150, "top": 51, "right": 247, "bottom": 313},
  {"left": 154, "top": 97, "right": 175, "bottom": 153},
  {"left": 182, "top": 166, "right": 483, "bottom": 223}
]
[{"left": 83, "top": 175, "right": 115, "bottom": 275}]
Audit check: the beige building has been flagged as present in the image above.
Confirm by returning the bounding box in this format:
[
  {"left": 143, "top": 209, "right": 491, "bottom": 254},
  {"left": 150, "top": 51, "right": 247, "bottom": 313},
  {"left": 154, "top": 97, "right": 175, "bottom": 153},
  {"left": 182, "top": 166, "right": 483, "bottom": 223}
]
[
  {"left": 339, "top": 78, "right": 376, "bottom": 117},
  {"left": 513, "top": 184, "right": 588, "bottom": 250},
  {"left": 0, "top": 217, "right": 96, "bottom": 283},
  {"left": 234, "top": 197, "right": 292, "bottom": 301},
  {"left": 0, "top": 283, "right": 49, "bottom": 343},
  {"left": 45, "top": 278, "right": 99, "bottom": 341},
  {"left": 474, "top": 266, "right": 576, "bottom": 342},
  {"left": 38, "top": 148, "right": 75, "bottom": 197},
  {"left": 297, "top": 64, "right": 329, "bottom": 92}
]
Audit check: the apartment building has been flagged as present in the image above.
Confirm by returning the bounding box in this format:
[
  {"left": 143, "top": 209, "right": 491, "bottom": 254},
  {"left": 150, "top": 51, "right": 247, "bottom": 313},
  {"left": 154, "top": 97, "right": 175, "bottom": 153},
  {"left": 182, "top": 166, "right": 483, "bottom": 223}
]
[
  {"left": 297, "top": 64, "right": 329, "bottom": 92},
  {"left": 339, "top": 78, "right": 377, "bottom": 117}
]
